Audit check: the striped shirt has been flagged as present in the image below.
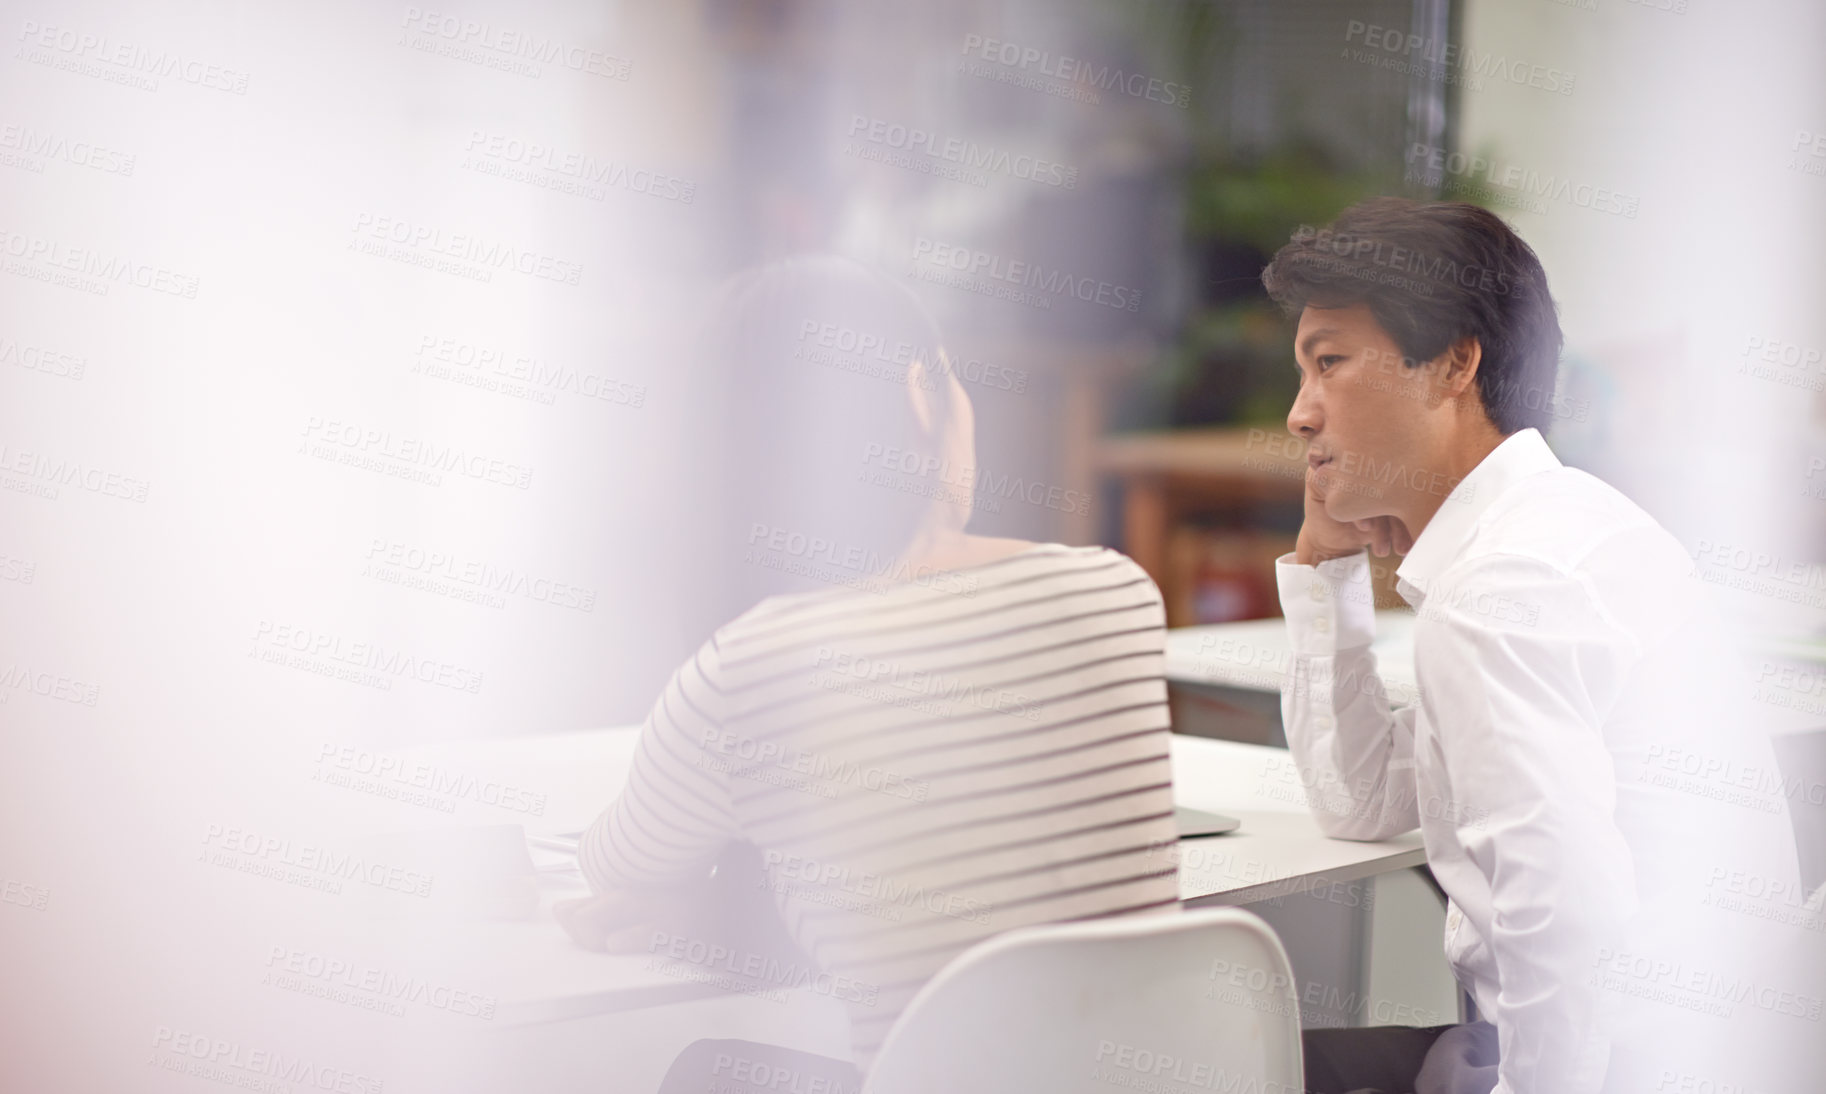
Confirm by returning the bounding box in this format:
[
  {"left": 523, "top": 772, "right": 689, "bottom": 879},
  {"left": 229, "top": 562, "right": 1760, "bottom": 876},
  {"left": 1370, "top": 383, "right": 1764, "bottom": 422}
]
[{"left": 580, "top": 542, "right": 1180, "bottom": 1068}]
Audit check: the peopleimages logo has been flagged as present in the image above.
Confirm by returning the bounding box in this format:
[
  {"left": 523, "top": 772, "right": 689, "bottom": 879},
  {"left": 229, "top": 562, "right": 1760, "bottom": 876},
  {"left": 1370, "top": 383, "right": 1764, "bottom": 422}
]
[
  {"left": 711, "top": 1053, "right": 860, "bottom": 1094},
  {"left": 250, "top": 619, "right": 486, "bottom": 695},
  {"left": 0, "top": 663, "right": 100, "bottom": 707},
  {"left": 763, "top": 850, "right": 990, "bottom": 923},
  {"left": 846, "top": 115, "right": 1077, "bottom": 189},
  {"left": 398, "top": 7, "right": 631, "bottom": 80},
  {"left": 0, "top": 122, "right": 135, "bottom": 175},
  {"left": 200, "top": 822, "right": 435, "bottom": 899},
  {"left": 1589, "top": 947, "right": 1824, "bottom": 1022},
  {"left": 1345, "top": 21, "right": 1576, "bottom": 96},
  {"left": 0, "top": 336, "right": 85, "bottom": 380},
  {"left": 0, "top": 228, "right": 199, "bottom": 298},
  {"left": 859, "top": 441, "right": 1091, "bottom": 516},
  {"left": 265, "top": 945, "right": 497, "bottom": 1019},
  {"left": 1791, "top": 130, "right": 1826, "bottom": 178},
  {"left": 316, "top": 743, "right": 548, "bottom": 815},
  {"left": 743, "top": 521, "right": 982, "bottom": 598},
  {"left": 349, "top": 213, "right": 583, "bottom": 286},
  {"left": 795, "top": 319, "right": 1030, "bottom": 394},
  {"left": 815, "top": 644, "right": 1042, "bottom": 722},
  {"left": 646, "top": 930, "right": 880, "bottom": 1006},
  {"left": 911, "top": 237, "right": 1141, "bottom": 313},
  {"left": 1291, "top": 224, "right": 1512, "bottom": 296},
  {"left": 0, "top": 442, "right": 149, "bottom": 502},
  {"left": 16, "top": 20, "right": 250, "bottom": 94},
  {"left": 300, "top": 416, "right": 533, "bottom": 490},
  {"left": 463, "top": 130, "right": 694, "bottom": 204},
  {"left": 1406, "top": 143, "right": 1640, "bottom": 219},
  {"left": 1736, "top": 334, "right": 1824, "bottom": 393},
  {"left": 150, "top": 1028, "right": 381, "bottom": 1094},
  {"left": 959, "top": 34, "right": 1191, "bottom": 108},
  {"left": 702, "top": 727, "right": 933, "bottom": 802},
  {"left": 364, "top": 537, "right": 597, "bottom": 612},
  {"left": 1092, "top": 1040, "right": 1303, "bottom": 1094}
]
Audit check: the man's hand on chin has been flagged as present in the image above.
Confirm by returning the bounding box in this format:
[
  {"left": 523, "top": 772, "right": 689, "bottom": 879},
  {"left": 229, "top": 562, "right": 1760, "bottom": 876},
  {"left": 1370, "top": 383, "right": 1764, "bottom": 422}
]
[{"left": 1296, "top": 465, "right": 1413, "bottom": 565}]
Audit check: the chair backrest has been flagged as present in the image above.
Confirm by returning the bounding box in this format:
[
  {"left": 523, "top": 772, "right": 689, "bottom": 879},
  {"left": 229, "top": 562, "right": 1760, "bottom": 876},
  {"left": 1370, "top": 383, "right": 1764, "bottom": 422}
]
[
  {"left": 1771, "top": 726, "right": 1826, "bottom": 893},
  {"left": 657, "top": 1039, "right": 862, "bottom": 1094},
  {"left": 864, "top": 907, "right": 1303, "bottom": 1094}
]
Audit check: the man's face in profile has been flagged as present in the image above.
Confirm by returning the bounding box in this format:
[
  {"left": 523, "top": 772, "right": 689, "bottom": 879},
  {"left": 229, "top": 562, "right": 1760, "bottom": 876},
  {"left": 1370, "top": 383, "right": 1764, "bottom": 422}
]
[{"left": 1287, "top": 302, "right": 1439, "bottom": 525}]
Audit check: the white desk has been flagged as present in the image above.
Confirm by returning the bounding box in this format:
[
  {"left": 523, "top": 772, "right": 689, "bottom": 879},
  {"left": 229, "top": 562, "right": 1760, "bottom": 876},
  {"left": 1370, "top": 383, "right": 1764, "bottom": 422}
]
[
  {"left": 1166, "top": 609, "right": 1421, "bottom": 707},
  {"left": 1170, "top": 735, "right": 1425, "bottom": 905},
  {"left": 269, "top": 728, "right": 1427, "bottom": 1092},
  {"left": 351, "top": 728, "right": 1423, "bottom": 1020}
]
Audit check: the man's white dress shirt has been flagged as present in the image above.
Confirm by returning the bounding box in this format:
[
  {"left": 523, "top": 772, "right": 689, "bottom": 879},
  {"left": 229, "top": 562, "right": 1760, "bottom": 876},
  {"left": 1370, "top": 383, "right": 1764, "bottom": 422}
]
[{"left": 1276, "top": 428, "right": 1796, "bottom": 1094}]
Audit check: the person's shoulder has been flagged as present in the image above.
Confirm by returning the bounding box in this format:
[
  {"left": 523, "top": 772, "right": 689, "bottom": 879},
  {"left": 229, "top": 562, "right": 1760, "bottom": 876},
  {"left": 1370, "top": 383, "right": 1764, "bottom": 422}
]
[
  {"left": 721, "top": 541, "right": 1157, "bottom": 627},
  {"left": 1442, "top": 467, "right": 1697, "bottom": 637},
  {"left": 944, "top": 541, "right": 1164, "bottom": 614},
  {"left": 1479, "top": 464, "right": 1687, "bottom": 577},
  {"left": 712, "top": 587, "right": 842, "bottom": 644},
  {"left": 1015, "top": 541, "right": 1154, "bottom": 581},
  {"left": 1035, "top": 543, "right": 1165, "bottom": 610}
]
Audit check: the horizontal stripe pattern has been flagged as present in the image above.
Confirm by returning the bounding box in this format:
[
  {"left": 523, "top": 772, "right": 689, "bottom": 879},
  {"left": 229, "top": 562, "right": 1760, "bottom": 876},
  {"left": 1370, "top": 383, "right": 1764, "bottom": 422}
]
[{"left": 580, "top": 543, "right": 1179, "bottom": 1069}]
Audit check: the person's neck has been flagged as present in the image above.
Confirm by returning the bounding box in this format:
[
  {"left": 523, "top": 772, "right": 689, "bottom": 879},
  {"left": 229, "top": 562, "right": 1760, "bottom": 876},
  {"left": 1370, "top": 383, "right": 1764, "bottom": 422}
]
[
  {"left": 894, "top": 525, "right": 1035, "bottom": 578},
  {"left": 1393, "top": 420, "right": 1508, "bottom": 540},
  {"left": 894, "top": 524, "right": 970, "bottom": 575}
]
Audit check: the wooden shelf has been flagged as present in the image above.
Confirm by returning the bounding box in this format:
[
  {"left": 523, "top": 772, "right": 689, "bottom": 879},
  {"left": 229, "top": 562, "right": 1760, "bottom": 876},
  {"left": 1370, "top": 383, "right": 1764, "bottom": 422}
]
[
  {"left": 1095, "top": 428, "right": 1303, "bottom": 626},
  {"left": 1095, "top": 427, "right": 1404, "bottom": 626}
]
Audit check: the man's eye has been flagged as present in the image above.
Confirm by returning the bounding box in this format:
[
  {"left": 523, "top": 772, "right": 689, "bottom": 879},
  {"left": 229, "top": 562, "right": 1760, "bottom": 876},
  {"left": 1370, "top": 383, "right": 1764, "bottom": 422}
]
[{"left": 1317, "top": 355, "right": 1344, "bottom": 372}]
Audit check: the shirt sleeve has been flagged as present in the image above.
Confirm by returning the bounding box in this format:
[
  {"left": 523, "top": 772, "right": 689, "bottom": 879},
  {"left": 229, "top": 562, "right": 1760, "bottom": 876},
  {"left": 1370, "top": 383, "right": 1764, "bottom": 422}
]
[
  {"left": 1276, "top": 550, "right": 1421, "bottom": 841},
  {"left": 1418, "top": 554, "right": 1639, "bottom": 1094},
  {"left": 579, "top": 639, "right": 738, "bottom": 893}
]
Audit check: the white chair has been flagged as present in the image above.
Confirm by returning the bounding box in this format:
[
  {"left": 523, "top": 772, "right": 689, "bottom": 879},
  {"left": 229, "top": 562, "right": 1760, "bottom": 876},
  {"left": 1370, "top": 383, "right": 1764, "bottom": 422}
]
[{"left": 865, "top": 907, "right": 1303, "bottom": 1094}]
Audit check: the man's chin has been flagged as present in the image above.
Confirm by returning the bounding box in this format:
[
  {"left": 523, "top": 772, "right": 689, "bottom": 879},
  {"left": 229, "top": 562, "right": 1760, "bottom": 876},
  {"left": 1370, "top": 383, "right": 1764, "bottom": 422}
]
[
  {"left": 1321, "top": 495, "right": 1369, "bottom": 525},
  {"left": 1323, "top": 491, "right": 1387, "bottom": 528}
]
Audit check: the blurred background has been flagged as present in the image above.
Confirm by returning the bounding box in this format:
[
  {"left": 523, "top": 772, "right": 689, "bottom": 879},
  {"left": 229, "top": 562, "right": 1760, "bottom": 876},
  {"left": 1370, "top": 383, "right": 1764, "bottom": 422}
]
[{"left": 2, "top": 0, "right": 1823, "bottom": 1090}]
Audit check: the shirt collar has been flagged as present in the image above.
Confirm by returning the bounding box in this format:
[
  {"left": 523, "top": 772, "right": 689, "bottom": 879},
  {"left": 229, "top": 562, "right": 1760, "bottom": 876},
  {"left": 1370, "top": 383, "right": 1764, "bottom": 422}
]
[{"left": 1394, "top": 427, "right": 1561, "bottom": 607}]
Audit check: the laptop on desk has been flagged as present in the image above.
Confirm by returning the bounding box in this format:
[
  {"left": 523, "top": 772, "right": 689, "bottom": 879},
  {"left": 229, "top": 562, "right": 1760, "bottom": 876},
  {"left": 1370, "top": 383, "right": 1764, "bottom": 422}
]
[{"left": 1174, "top": 806, "right": 1241, "bottom": 837}]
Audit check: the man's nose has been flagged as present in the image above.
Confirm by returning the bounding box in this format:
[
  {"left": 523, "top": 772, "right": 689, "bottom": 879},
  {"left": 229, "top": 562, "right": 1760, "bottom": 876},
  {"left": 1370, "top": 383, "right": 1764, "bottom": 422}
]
[{"left": 1287, "top": 382, "right": 1320, "bottom": 438}]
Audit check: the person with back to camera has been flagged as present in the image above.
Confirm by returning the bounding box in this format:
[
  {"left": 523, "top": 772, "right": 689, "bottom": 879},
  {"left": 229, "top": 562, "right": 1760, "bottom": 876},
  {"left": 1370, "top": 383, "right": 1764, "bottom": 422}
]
[{"left": 554, "top": 256, "right": 1182, "bottom": 1083}]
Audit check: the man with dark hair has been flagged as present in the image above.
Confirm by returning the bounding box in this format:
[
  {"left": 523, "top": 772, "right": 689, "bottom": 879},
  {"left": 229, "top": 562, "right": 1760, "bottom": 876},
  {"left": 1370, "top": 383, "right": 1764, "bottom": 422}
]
[{"left": 1257, "top": 199, "right": 1792, "bottom": 1093}]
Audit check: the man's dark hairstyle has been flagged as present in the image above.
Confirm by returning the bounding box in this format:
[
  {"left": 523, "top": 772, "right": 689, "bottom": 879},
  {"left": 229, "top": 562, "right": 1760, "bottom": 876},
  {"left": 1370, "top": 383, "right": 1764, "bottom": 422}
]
[{"left": 1261, "top": 197, "right": 1564, "bottom": 434}]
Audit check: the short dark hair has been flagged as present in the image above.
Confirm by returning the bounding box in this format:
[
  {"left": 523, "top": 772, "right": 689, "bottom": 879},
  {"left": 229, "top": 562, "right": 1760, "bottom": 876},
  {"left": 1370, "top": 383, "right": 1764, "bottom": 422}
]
[{"left": 1261, "top": 197, "right": 1564, "bottom": 434}]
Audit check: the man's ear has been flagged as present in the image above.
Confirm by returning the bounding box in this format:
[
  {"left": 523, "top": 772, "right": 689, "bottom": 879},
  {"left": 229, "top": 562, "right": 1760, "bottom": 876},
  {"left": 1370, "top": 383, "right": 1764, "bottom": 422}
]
[{"left": 1440, "top": 337, "right": 1482, "bottom": 396}]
